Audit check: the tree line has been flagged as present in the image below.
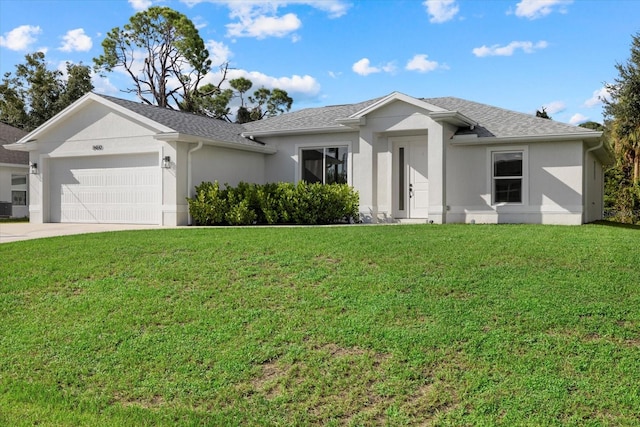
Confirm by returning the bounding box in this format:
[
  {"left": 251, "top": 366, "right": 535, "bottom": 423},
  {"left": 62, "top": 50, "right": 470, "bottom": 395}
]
[
  {"left": 0, "top": 6, "right": 292, "bottom": 132},
  {"left": 602, "top": 32, "right": 640, "bottom": 223}
]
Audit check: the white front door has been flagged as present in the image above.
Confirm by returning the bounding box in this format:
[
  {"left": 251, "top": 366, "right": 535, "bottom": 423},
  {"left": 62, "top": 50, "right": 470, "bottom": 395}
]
[{"left": 393, "top": 138, "right": 429, "bottom": 219}]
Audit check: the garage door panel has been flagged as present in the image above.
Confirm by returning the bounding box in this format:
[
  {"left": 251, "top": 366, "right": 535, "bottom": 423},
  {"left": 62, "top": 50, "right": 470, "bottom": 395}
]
[{"left": 51, "top": 154, "right": 161, "bottom": 224}]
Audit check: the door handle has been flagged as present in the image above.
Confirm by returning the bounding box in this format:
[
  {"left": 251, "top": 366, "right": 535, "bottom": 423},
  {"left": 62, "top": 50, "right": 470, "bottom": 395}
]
[{"left": 409, "top": 183, "right": 413, "bottom": 199}]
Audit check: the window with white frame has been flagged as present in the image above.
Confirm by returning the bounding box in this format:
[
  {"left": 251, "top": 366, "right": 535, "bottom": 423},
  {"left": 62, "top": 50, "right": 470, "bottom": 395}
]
[
  {"left": 11, "top": 174, "right": 27, "bottom": 206},
  {"left": 301, "top": 146, "right": 348, "bottom": 184},
  {"left": 492, "top": 151, "right": 523, "bottom": 204}
]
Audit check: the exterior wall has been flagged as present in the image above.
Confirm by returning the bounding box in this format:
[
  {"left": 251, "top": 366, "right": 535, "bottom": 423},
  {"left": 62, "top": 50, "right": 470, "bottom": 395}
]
[
  {"left": 190, "top": 145, "right": 265, "bottom": 188},
  {"left": 446, "top": 140, "right": 585, "bottom": 224},
  {"left": 583, "top": 149, "right": 604, "bottom": 223},
  {"left": 27, "top": 101, "right": 165, "bottom": 224},
  {"left": 0, "top": 164, "right": 29, "bottom": 218}
]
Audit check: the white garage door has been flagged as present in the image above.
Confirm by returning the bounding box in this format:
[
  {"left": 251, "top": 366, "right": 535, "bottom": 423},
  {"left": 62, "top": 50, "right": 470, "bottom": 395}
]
[{"left": 50, "top": 154, "right": 161, "bottom": 224}]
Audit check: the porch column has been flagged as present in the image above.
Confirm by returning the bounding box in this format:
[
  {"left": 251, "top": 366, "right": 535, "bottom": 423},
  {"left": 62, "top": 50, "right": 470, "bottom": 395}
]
[
  {"left": 354, "top": 129, "right": 374, "bottom": 222},
  {"left": 427, "top": 127, "right": 446, "bottom": 223}
]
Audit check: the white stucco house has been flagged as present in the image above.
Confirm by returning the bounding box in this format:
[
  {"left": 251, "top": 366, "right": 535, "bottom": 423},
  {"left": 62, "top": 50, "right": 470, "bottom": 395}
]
[
  {"left": 0, "top": 122, "right": 29, "bottom": 218},
  {"left": 3, "top": 91, "right": 612, "bottom": 226}
]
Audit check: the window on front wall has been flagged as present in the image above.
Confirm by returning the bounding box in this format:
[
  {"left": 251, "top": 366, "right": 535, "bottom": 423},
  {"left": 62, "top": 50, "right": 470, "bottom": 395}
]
[
  {"left": 492, "top": 151, "right": 523, "bottom": 203},
  {"left": 301, "top": 146, "right": 348, "bottom": 184},
  {"left": 11, "top": 174, "right": 27, "bottom": 206}
]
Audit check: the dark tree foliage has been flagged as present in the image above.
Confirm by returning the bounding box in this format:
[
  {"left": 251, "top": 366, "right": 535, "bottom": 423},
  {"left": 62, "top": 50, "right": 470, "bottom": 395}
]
[
  {"left": 0, "top": 52, "right": 93, "bottom": 131},
  {"left": 535, "top": 107, "right": 551, "bottom": 119},
  {"left": 187, "top": 76, "right": 293, "bottom": 123},
  {"left": 602, "top": 32, "right": 640, "bottom": 223},
  {"left": 603, "top": 32, "right": 640, "bottom": 183},
  {"left": 95, "top": 6, "right": 293, "bottom": 123},
  {"left": 94, "top": 6, "right": 211, "bottom": 109}
]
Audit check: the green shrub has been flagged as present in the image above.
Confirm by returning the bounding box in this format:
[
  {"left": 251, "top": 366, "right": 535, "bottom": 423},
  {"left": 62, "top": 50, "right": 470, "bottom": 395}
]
[
  {"left": 187, "top": 181, "right": 359, "bottom": 226},
  {"left": 188, "top": 181, "right": 226, "bottom": 225},
  {"left": 225, "top": 199, "right": 257, "bottom": 225}
]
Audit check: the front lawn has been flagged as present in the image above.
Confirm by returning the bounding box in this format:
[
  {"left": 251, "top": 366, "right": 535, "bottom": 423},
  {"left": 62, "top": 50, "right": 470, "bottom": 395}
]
[{"left": 1, "top": 224, "right": 639, "bottom": 426}]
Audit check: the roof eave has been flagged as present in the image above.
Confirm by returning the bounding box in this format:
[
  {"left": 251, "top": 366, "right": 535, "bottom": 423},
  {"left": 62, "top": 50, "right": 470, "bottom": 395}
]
[
  {"left": 335, "top": 117, "right": 366, "bottom": 128},
  {"left": 154, "top": 132, "right": 277, "bottom": 154},
  {"left": 242, "top": 126, "right": 354, "bottom": 138},
  {"left": 2, "top": 141, "right": 38, "bottom": 152},
  {"left": 450, "top": 132, "right": 604, "bottom": 145},
  {"left": 0, "top": 162, "right": 28, "bottom": 168},
  {"left": 429, "top": 110, "right": 478, "bottom": 128}
]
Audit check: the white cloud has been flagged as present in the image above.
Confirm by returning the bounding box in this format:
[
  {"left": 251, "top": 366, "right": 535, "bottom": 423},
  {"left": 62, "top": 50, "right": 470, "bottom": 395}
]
[
  {"left": 351, "top": 58, "right": 397, "bottom": 76},
  {"left": 513, "top": 0, "right": 573, "bottom": 20},
  {"left": 543, "top": 100, "right": 566, "bottom": 115},
  {"left": 227, "top": 12, "right": 302, "bottom": 39},
  {"left": 59, "top": 28, "right": 92, "bottom": 52},
  {"left": 423, "top": 0, "right": 459, "bottom": 23},
  {"left": 188, "top": 1, "right": 348, "bottom": 39},
  {"left": 92, "top": 74, "right": 120, "bottom": 95},
  {"left": 405, "top": 54, "right": 442, "bottom": 73},
  {"left": 472, "top": 40, "right": 548, "bottom": 57},
  {"left": 328, "top": 71, "right": 342, "bottom": 79},
  {"left": 206, "top": 40, "right": 232, "bottom": 65},
  {"left": 129, "top": 0, "right": 153, "bottom": 11},
  {"left": 183, "top": 0, "right": 350, "bottom": 18},
  {"left": 0, "top": 25, "right": 42, "bottom": 51},
  {"left": 569, "top": 113, "right": 588, "bottom": 125},
  {"left": 225, "top": 69, "right": 321, "bottom": 98},
  {"left": 352, "top": 58, "right": 380, "bottom": 76},
  {"left": 584, "top": 87, "right": 611, "bottom": 108},
  {"left": 381, "top": 62, "right": 398, "bottom": 74}
]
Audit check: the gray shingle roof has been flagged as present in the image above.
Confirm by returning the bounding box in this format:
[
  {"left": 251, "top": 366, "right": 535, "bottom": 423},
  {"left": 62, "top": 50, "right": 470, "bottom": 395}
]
[
  {"left": 97, "top": 94, "right": 265, "bottom": 149},
  {"left": 0, "top": 122, "right": 28, "bottom": 165},
  {"left": 241, "top": 97, "right": 384, "bottom": 133},
  {"left": 423, "top": 97, "right": 597, "bottom": 138},
  {"left": 243, "top": 94, "right": 599, "bottom": 139}
]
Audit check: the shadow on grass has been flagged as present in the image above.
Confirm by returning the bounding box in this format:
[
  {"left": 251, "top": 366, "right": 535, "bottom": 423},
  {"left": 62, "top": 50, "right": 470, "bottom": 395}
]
[{"left": 591, "top": 220, "right": 640, "bottom": 230}]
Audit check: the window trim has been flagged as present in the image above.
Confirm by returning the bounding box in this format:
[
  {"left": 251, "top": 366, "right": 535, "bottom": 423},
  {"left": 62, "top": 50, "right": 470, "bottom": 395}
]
[
  {"left": 11, "top": 174, "right": 28, "bottom": 206},
  {"left": 487, "top": 147, "right": 528, "bottom": 206},
  {"left": 295, "top": 142, "right": 352, "bottom": 185}
]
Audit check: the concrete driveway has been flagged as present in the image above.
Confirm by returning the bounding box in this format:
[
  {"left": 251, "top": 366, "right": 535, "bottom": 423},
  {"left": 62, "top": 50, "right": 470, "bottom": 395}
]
[{"left": 0, "top": 222, "right": 168, "bottom": 243}]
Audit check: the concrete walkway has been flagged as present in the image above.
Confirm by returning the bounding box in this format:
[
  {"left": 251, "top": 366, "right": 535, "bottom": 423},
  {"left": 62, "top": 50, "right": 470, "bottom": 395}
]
[{"left": 0, "top": 223, "right": 167, "bottom": 244}]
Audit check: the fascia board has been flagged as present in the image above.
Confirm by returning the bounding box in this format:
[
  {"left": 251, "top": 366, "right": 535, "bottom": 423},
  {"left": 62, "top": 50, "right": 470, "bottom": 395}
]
[
  {"left": 450, "top": 132, "right": 603, "bottom": 146},
  {"left": 334, "top": 117, "right": 366, "bottom": 128},
  {"left": 0, "top": 162, "right": 28, "bottom": 168},
  {"left": 155, "top": 132, "right": 277, "bottom": 154},
  {"left": 241, "top": 126, "right": 353, "bottom": 138},
  {"left": 2, "top": 141, "right": 38, "bottom": 151},
  {"left": 429, "top": 111, "right": 478, "bottom": 127}
]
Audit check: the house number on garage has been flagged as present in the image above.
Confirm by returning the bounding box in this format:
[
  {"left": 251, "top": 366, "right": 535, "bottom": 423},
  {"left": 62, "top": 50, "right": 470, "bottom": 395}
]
[{"left": 92, "top": 145, "right": 104, "bottom": 151}]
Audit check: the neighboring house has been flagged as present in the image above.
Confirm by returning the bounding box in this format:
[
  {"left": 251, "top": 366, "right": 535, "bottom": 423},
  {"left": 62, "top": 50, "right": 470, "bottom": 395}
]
[
  {"left": 0, "top": 122, "right": 29, "bottom": 218},
  {"left": 3, "top": 91, "right": 612, "bottom": 226}
]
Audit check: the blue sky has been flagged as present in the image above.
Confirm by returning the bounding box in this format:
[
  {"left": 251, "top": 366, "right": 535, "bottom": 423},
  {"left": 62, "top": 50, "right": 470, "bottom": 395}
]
[{"left": 0, "top": 0, "right": 638, "bottom": 125}]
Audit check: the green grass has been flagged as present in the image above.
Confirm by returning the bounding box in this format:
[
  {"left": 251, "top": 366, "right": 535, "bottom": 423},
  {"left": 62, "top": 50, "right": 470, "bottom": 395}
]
[
  {"left": 0, "top": 216, "right": 29, "bottom": 223},
  {"left": 1, "top": 223, "right": 639, "bottom": 426}
]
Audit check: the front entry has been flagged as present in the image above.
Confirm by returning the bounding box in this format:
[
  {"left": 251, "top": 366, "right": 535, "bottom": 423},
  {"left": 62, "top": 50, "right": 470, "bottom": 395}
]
[{"left": 392, "top": 137, "right": 429, "bottom": 219}]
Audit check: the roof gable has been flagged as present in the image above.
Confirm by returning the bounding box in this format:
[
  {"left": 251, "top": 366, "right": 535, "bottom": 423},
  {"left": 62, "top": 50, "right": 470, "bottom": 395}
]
[{"left": 5, "top": 93, "right": 270, "bottom": 152}]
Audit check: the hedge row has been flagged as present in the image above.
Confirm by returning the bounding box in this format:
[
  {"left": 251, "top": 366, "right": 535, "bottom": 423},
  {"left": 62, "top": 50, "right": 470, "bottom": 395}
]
[{"left": 187, "top": 181, "right": 360, "bottom": 226}]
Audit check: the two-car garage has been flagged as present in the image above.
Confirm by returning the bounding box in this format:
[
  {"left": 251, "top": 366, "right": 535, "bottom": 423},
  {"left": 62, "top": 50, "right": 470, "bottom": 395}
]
[{"left": 48, "top": 153, "right": 161, "bottom": 224}]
